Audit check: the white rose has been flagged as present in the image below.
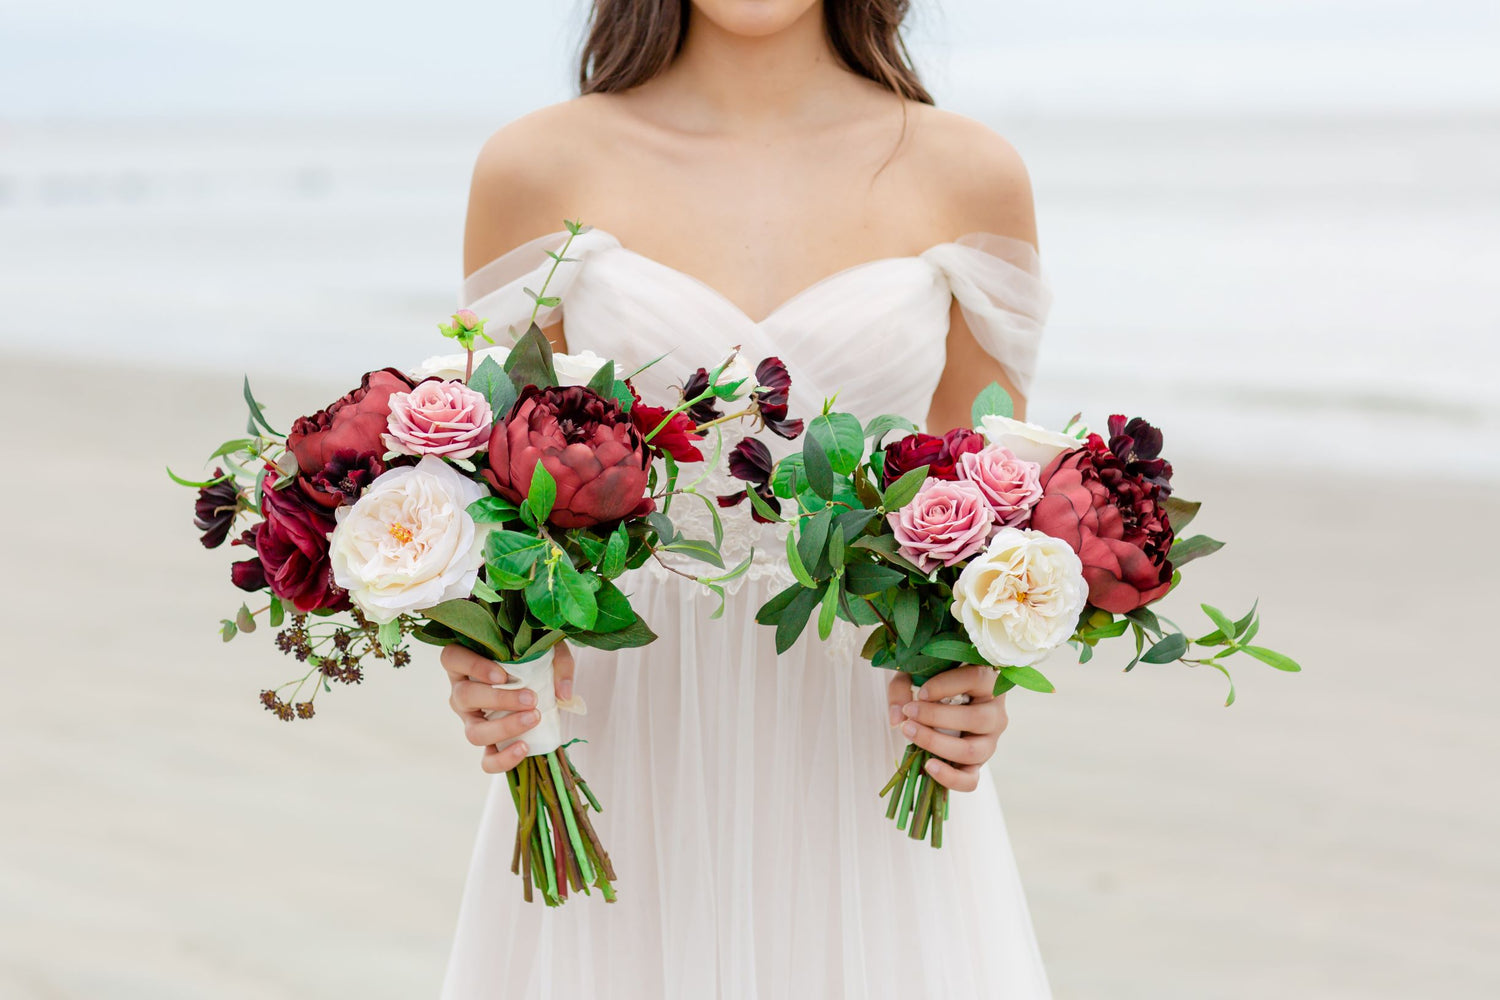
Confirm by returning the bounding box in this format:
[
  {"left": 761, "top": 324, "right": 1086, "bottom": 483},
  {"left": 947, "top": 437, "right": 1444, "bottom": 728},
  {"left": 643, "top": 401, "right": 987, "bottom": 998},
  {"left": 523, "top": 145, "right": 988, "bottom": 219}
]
[
  {"left": 951, "top": 527, "right": 1088, "bottom": 667},
  {"left": 328, "top": 455, "right": 488, "bottom": 623},
  {"left": 413, "top": 345, "right": 611, "bottom": 386},
  {"left": 977, "top": 414, "right": 1083, "bottom": 467},
  {"left": 715, "top": 351, "right": 759, "bottom": 400}
]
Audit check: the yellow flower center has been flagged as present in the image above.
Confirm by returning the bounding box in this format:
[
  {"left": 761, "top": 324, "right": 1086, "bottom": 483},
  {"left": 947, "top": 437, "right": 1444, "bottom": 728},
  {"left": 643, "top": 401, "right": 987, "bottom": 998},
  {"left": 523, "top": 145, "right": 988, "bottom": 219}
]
[{"left": 388, "top": 522, "right": 414, "bottom": 545}]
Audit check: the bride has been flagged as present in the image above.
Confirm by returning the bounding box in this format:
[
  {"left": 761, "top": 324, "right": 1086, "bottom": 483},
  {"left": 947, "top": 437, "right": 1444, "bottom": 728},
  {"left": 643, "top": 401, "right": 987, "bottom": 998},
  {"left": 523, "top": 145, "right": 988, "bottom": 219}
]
[{"left": 438, "top": 2, "right": 1053, "bottom": 996}]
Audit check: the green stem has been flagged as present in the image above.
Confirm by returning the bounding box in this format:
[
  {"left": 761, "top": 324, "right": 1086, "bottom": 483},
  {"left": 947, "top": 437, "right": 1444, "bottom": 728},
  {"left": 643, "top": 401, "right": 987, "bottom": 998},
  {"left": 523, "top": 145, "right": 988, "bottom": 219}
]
[
  {"left": 526, "top": 227, "right": 582, "bottom": 330},
  {"left": 548, "top": 751, "right": 596, "bottom": 888}
]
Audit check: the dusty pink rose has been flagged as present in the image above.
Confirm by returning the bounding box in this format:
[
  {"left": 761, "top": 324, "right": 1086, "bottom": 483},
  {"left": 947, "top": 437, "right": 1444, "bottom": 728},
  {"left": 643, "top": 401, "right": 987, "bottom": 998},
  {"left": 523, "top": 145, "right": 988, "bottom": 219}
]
[
  {"left": 383, "top": 380, "right": 494, "bottom": 461},
  {"left": 887, "top": 479, "right": 996, "bottom": 574},
  {"left": 957, "top": 444, "right": 1043, "bottom": 528}
]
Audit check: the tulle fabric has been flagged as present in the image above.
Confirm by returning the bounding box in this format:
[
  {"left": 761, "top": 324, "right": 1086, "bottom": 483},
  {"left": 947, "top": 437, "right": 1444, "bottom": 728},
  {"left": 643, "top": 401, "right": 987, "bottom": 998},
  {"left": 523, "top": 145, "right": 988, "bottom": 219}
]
[{"left": 441, "top": 230, "right": 1054, "bottom": 999}]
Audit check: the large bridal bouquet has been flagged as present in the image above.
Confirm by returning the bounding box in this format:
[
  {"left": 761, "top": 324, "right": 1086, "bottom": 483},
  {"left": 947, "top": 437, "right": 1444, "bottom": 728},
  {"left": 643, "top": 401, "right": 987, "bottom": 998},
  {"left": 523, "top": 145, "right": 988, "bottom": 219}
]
[
  {"left": 734, "top": 384, "right": 1300, "bottom": 847},
  {"left": 173, "top": 222, "right": 797, "bottom": 905}
]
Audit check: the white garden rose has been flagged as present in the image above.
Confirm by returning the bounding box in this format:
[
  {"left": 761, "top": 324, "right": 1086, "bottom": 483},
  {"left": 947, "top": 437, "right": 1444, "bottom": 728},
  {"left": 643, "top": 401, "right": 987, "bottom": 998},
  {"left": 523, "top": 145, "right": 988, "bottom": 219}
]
[
  {"left": 414, "top": 345, "right": 612, "bottom": 386},
  {"left": 951, "top": 527, "right": 1089, "bottom": 668},
  {"left": 328, "top": 455, "right": 488, "bottom": 623},
  {"left": 977, "top": 414, "right": 1083, "bottom": 467}
]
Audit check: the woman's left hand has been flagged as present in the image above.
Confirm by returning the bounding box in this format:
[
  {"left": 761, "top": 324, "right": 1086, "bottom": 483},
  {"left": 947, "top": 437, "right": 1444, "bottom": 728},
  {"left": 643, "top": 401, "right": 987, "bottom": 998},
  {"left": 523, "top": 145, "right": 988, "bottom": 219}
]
[{"left": 886, "top": 665, "right": 1009, "bottom": 792}]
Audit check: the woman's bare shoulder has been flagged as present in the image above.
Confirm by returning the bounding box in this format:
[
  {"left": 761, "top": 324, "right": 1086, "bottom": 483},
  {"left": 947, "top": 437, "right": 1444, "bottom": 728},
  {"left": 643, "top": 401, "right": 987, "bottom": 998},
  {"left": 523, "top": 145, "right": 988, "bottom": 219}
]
[
  {"left": 463, "top": 96, "right": 621, "bottom": 275},
  {"left": 901, "top": 105, "right": 1038, "bottom": 247}
]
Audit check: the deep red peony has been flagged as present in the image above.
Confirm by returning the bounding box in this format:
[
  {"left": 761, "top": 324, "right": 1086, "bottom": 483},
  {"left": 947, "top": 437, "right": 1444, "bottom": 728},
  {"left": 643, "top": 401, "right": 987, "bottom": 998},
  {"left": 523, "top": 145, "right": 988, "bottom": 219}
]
[
  {"left": 631, "top": 401, "right": 705, "bottom": 464},
  {"left": 485, "top": 385, "right": 653, "bottom": 529},
  {"left": 881, "top": 427, "right": 985, "bottom": 487},
  {"left": 246, "top": 482, "right": 348, "bottom": 612},
  {"left": 286, "top": 368, "right": 413, "bottom": 506},
  {"left": 1029, "top": 427, "right": 1175, "bottom": 613}
]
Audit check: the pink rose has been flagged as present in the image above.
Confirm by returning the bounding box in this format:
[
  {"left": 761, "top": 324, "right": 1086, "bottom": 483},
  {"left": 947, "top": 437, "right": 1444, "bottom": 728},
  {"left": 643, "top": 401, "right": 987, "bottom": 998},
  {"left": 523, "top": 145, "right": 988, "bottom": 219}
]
[
  {"left": 383, "top": 380, "right": 494, "bottom": 461},
  {"left": 887, "top": 479, "right": 996, "bottom": 574},
  {"left": 957, "top": 444, "right": 1043, "bottom": 527}
]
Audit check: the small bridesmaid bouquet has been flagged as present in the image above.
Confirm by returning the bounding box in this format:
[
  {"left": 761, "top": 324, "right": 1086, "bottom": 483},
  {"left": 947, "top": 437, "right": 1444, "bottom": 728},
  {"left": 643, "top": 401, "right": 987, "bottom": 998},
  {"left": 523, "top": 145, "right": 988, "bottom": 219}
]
[
  {"left": 173, "top": 221, "right": 798, "bottom": 904},
  {"left": 736, "top": 384, "right": 1300, "bottom": 847}
]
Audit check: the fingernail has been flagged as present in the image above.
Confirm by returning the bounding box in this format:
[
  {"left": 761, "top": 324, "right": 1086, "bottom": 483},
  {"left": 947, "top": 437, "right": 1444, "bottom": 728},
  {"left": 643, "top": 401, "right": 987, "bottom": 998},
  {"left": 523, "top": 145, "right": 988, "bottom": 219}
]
[
  {"left": 491, "top": 667, "right": 508, "bottom": 684},
  {"left": 888, "top": 704, "right": 903, "bottom": 727},
  {"left": 916, "top": 686, "right": 929, "bottom": 700},
  {"left": 901, "top": 721, "right": 917, "bottom": 739},
  {"left": 557, "top": 679, "right": 573, "bottom": 701},
  {"left": 902, "top": 702, "right": 919, "bottom": 719},
  {"left": 518, "top": 689, "right": 536, "bottom": 708},
  {"left": 924, "top": 759, "right": 940, "bottom": 776},
  {"left": 523, "top": 711, "right": 540, "bottom": 727},
  {"left": 513, "top": 741, "right": 528, "bottom": 757}
]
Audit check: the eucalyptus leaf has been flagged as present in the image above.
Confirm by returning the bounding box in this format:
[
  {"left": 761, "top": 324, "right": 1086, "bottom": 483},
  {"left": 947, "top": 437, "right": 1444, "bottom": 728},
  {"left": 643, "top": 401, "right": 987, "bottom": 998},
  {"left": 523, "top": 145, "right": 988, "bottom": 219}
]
[
  {"left": 1170, "top": 534, "right": 1225, "bottom": 567},
  {"left": 1141, "top": 632, "right": 1190, "bottom": 663}
]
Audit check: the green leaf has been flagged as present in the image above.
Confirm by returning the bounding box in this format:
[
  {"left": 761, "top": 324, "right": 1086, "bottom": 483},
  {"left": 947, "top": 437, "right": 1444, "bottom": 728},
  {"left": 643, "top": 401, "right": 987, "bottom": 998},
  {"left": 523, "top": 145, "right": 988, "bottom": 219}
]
[
  {"left": 1208, "top": 660, "right": 1238, "bottom": 706},
  {"left": 502, "top": 323, "right": 558, "bottom": 390},
  {"left": 467, "top": 496, "right": 520, "bottom": 524},
  {"left": 1242, "top": 645, "right": 1302, "bottom": 672},
  {"left": 1170, "top": 534, "right": 1225, "bottom": 567},
  {"left": 802, "top": 432, "right": 835, "bottom": 500},
  {"left": 843, "top": 561, "right": 906, "bottom": 595},
  {"left": 1200, "top": 604, "right": 1238, "bottom": 646},
  {"left": 483, "top": 531, "right": 549, "bottom": 589},
  {"left": 646, "top": 511, "right": 677, "bottom": 545},
  {"left": 1124, "top": 621, "right": 1145, "bottom": 671},
  {"left": 834, "top": 507, "right": 879, "bottom": 541},
  {"left": 755, "top": 582, "right": 806, "bottom": 625},
  {"left": 785, "top": 529, "right": 816, "bottom": 588},
  {"left": 771, "top": 454, "right": 805, "bottom": 499},
  {"left": 774, "top": 584, "right": 824, "bottom": 654},
  {"left": 209, "top": 437, "right": 256, "bottom": 460},
  {"left": 892, "top": 588, "right": 920, "bottom": 645},
  {"left": 471, "top": 577, "right": 504, "bottom": 604},
  {"left": 1141, "top": 632, "right": 1190, "bottom": 663},
  {"left": 808, "top": 412, "right": 864, "bottom": 475},
  {"left": 849, "top": 533, "right": 927, "bottom": 577},
  {"left": 746, "top": 486, "right": 784, "bottom": 523},
  {"left": 880, "top": 464, "right": 930, "bottom": 511},
  {"left": 166, "top": 466, "right": 234, "bottom": 489},
  {"left": 970, "top": 381, "right": 1015, "bottom": 425},
  {"left": 828, "top": 525, "right": 847, "bottom": 572},
  {"left": 863, "top": 413, "right": 918, "bottom": 446},
  {"left": 1163, "top": 496, "right": 1201, "bottom": 533},
  {"left": 1001, "top": 664, "right": 1055, "bottom": 693},
  {"left": 219, "top": 619, "right": 237, "bottom": 642},
  {"left": 922, "top": 637, "right": 984, "bottom": 664},
  {"left": 1125, "top": 606, "right": 1163, "bottom": 637},
  {"left": 235, "top": 604, "right": 256, "bottom": 633},
  {"left": 570, "top": 616, "right": 658, "bottom": 651},
  {"left": 797, "top": 508, "right": 834, "bottom": 576},
  {"left": 601, "top": 524, "right": 629, "bottom": 578},
  {"left": 420, "top": 599, "right": 511, "bottom": 661},
  {"left": 526, "top": 464, "right": 557, "bottom": 525},
  {"left": 585, "top": 359, "right": 616, "bottom": 397},
  {"left": 1077, "top": 619, "right": 1131, "bottom": 642},
  {"left": 817, "top": 579, "right": 839, "bottom": 640},
  {"left": 377, "top": 618, "right": 401, "bottom": 655},
  {"left": 268, "top": 596, "right": 285, "bottom": 628},
  {"left": 591, "top": 581, "right": 637, "bottom": 634},
  {"left": 993, "top": 674, "right": 1017, "bottom": 696},
  {"left": 663, "top": 538, "right": 725, "bottom": 568},
  {"left": 552, "top": 559, "right": 600, "bottom": 630},
  {"left": 243, "top": 377, "right": 281, "bottom": 436},
  {"left": 574, "top": 530, "right": 607, "bottom": 566}
]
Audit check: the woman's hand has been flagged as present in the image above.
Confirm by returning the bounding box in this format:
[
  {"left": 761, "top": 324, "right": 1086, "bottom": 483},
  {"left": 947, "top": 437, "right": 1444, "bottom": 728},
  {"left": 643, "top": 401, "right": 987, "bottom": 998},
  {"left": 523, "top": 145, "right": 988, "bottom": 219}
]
[
  {"left": 886, "top": 665, "right": 1009, "bottom": 792},
  {"left": 439, "top": 642, "right": 578, "bottom": 773}
]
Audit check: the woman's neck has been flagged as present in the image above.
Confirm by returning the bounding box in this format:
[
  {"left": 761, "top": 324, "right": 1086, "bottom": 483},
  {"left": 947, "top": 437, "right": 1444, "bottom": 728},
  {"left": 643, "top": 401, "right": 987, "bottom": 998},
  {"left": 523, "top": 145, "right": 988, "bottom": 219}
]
[{"left": 653, "top": 4, "right": 855, "bottom": 133}]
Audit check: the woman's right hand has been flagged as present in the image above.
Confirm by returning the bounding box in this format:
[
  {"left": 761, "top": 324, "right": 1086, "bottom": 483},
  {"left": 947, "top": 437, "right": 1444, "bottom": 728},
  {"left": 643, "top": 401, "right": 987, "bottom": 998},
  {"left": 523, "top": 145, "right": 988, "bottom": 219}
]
[{"left": 440, "top": 644, "right": 541, "bottom": 774}]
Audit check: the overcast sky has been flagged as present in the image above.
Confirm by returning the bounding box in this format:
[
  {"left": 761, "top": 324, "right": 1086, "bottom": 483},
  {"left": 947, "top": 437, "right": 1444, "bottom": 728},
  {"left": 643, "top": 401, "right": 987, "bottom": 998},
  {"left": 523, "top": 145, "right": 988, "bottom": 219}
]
[{"left": 2, "top": 0, "right": 1496, "bottom": 118}]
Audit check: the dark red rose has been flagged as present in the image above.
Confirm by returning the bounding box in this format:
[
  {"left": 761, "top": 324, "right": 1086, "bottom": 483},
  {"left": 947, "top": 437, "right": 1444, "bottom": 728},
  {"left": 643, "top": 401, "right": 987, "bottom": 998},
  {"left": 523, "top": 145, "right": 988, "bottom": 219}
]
[
  {"left": 1030, "top": 444, "right": 1175, "bottom": 613},
  {"left": 194, "top": 469, "right": 239, "bottom": 548},
  {"left": 718, "top": 437, "right": 780, "bottom": 524},
  {"left": 306, "top": 449, "right": 385, "bottom": 507},
  {"left": 286, "top": 368, "right": 413, "bottom": 505},
  {"left": 680, "top": 368, "right": 723, "bottom": 425},
  {"left": 484, "top": 385, "right": 653, "bottom": 529},
  {"left": 752, "top": 357, "right": 804, "bottom": 440},
  {"left": 881, "top": 427, "right": 984, "bottom": 487},
  {"left": 631, "top": 402, "right": 705, "bottom": 463},
  {"left": 253, "top": 483, "right": 348, "bottom": 612}
]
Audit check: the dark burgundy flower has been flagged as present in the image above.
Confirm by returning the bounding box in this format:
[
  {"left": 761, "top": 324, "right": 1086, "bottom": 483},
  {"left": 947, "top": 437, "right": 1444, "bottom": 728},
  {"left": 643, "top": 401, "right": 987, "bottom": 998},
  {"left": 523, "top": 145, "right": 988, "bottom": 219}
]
[
  {"left": 881, "top": 428, "right": 984, "bottom": 487},
  {"left": 680, "top": 368, "right": 723, "bottom": 425},
  {"left": 631, "top": 402, "right": 705, "bottom": 463},
  {"left": 194, "top": 469, "right": 240, "bottom": 548},
  {"left": 484, "top": 385, "right": 653, "bottom": 529},
  {"left": 287, "top": 368, "right": 413, "bottom": 505},
  {"left": 717, "top": 437, "right": 780, "bottom": 524},
  {"left": 1029, "top": 443, "right": 1175, "bottom": 613},
  {"left": 253, "top": 482, "right": 348, "bottom": 612},
  {"left": 751, "top": 357, "right": 804, "bottom": 440},
  {"left": 305, "top": 449, "right": 385, "bottom": 507},
  {"left": 1104, "top": 414, "right": 1173, "bottom": 495}
]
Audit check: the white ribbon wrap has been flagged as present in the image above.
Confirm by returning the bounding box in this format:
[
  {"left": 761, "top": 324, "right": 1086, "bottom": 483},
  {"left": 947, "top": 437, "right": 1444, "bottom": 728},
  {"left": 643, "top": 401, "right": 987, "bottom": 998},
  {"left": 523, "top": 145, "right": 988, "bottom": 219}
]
[{"left": 485, "top": 648, "right": 586, "bottom": 757}]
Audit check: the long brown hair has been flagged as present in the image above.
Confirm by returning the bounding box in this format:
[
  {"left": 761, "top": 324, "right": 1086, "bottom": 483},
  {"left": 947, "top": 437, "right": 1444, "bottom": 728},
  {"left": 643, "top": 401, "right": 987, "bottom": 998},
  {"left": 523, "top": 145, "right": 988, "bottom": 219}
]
[{"left": 578, "top": 1, "right": 933, "bottom": 105}]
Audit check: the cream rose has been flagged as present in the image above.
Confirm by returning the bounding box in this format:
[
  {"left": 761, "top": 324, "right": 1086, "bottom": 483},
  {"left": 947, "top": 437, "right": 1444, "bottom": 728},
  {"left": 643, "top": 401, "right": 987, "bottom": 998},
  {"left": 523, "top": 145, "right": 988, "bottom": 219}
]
[
  {"left": 328, "top": 455, "right": 488, "bottom": 623},
  {"left": 951, "top": 527, "right": 1088, "bottom": 667},
  {"left": 413, "top": 345, "right": 611, "bottom": 386},
  {"left": 977, "top": 414, "right": 1083, "bottom": 467}
]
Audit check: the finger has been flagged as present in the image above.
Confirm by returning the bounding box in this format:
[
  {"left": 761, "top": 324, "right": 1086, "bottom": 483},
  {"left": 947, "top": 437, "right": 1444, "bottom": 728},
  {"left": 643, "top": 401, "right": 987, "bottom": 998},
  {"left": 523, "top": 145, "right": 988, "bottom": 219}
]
[
  {"left": 924, "top": 755, "right": 983, "bottom": 792},
  {"left": 480, "top": 740, "right": 530, "bottom": 774},
  {"left": 901, "top": 697, "right": 1006, "bottom": 735},
  {"left": 900, "top": 719, "right": 998, "bottom": 767},
  {"left": 886, "top": 672, "right": 914, "bottom": 727},
  {"left": 916, "top": 664, "right": 999, "bottom": 703},
  {"left": 463, "top": 709, "right": 541, "bottom": 748},
  {"left": 440, "top": 643, "right": 510, "bottom": 685},
  {"left": 450, "top": 680, "right": 537, "bottom": 715},
  {"left": 553, "top": 640, "right": 576, "bottom": 702}
]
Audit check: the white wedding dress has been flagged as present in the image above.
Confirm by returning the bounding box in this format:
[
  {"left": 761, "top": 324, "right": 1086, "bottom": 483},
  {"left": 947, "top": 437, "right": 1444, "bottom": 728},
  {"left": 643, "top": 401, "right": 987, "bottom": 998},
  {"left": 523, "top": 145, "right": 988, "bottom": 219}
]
[{"left": 441, "top": 228, "right": 1054, "bottom": 999}]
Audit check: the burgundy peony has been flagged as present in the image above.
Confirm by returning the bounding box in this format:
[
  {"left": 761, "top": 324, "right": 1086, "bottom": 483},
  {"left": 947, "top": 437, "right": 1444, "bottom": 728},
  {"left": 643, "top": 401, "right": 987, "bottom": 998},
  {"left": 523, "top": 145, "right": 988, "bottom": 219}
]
[
  {"left": 484, "top": 385, "right": 653, "bottom": 529},
  {"left": 250, "top": 482, "right": 348, "bottom": 612},
  {"left": 194, "top": 469, "right": 239, "bottom": 548},
  {"left": 881, "top": 427, "right": 985, "bottom": 487},
  {"left": 287, "top": 368, "right": 414, "bottom": 506},
  {"left": 717, "top": 437, "right": 780, "bottom": 524},
  {"left": 632, "top": 401, "right": 705, "bottom": 463},
  {"left": 1029, "top": 433, "right": 1175, "bottom": 613}
]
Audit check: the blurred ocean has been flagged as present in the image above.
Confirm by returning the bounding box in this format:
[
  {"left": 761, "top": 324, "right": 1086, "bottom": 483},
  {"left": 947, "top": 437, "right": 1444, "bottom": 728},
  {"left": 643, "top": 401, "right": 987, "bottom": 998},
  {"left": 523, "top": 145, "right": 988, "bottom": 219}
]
[{"left": 1, "top": 111, "right": 1496, "bottom": 480}]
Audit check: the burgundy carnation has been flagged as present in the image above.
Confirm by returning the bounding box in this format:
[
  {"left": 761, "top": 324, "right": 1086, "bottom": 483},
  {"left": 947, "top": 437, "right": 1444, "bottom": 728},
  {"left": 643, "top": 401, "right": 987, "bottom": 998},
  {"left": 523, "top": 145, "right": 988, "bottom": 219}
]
[
  {"left": 252, "top": 483, "right": 348, "bottom": 612},
  {"left": 752, "top": 358, "right": 804, "bottom": 440},
  {"left": 717, "top": 437, "right": 781, "bottom": 524},
  {"left": 484, "top": 385, "right": 653, "bottom": 529},
  {"left": 193, "top": 469, "right": 239, "bottom": 549},
  {"left": 1029, "top": 436, "right": 1175, "bottom": 614},
  {"left": 287, "top": 368, "right": 413, "bottom": 506},
  {"left": 631, "top": 402, "right": 705, "bottom": 464},
  {"left": 881, "top": 427, "right": 985, "bottom": 487}
]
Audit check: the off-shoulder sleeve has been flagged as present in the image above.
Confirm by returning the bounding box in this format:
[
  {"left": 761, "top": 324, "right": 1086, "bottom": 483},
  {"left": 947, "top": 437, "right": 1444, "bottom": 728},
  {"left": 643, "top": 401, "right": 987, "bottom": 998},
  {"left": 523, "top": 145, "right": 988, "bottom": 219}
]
[
  {"left": 460, "top": 228, "right": 621, "bottom": 334},
  {"left": 921, "top": 233, "right": 1053, "bottom": 400}
]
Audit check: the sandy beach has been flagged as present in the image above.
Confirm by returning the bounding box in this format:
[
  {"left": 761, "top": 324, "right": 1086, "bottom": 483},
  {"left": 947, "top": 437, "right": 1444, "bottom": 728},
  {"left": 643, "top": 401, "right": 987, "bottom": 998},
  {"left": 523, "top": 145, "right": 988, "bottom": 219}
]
[{"left": 0, "top": 353, "right": 1495, "bottom": 998}]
